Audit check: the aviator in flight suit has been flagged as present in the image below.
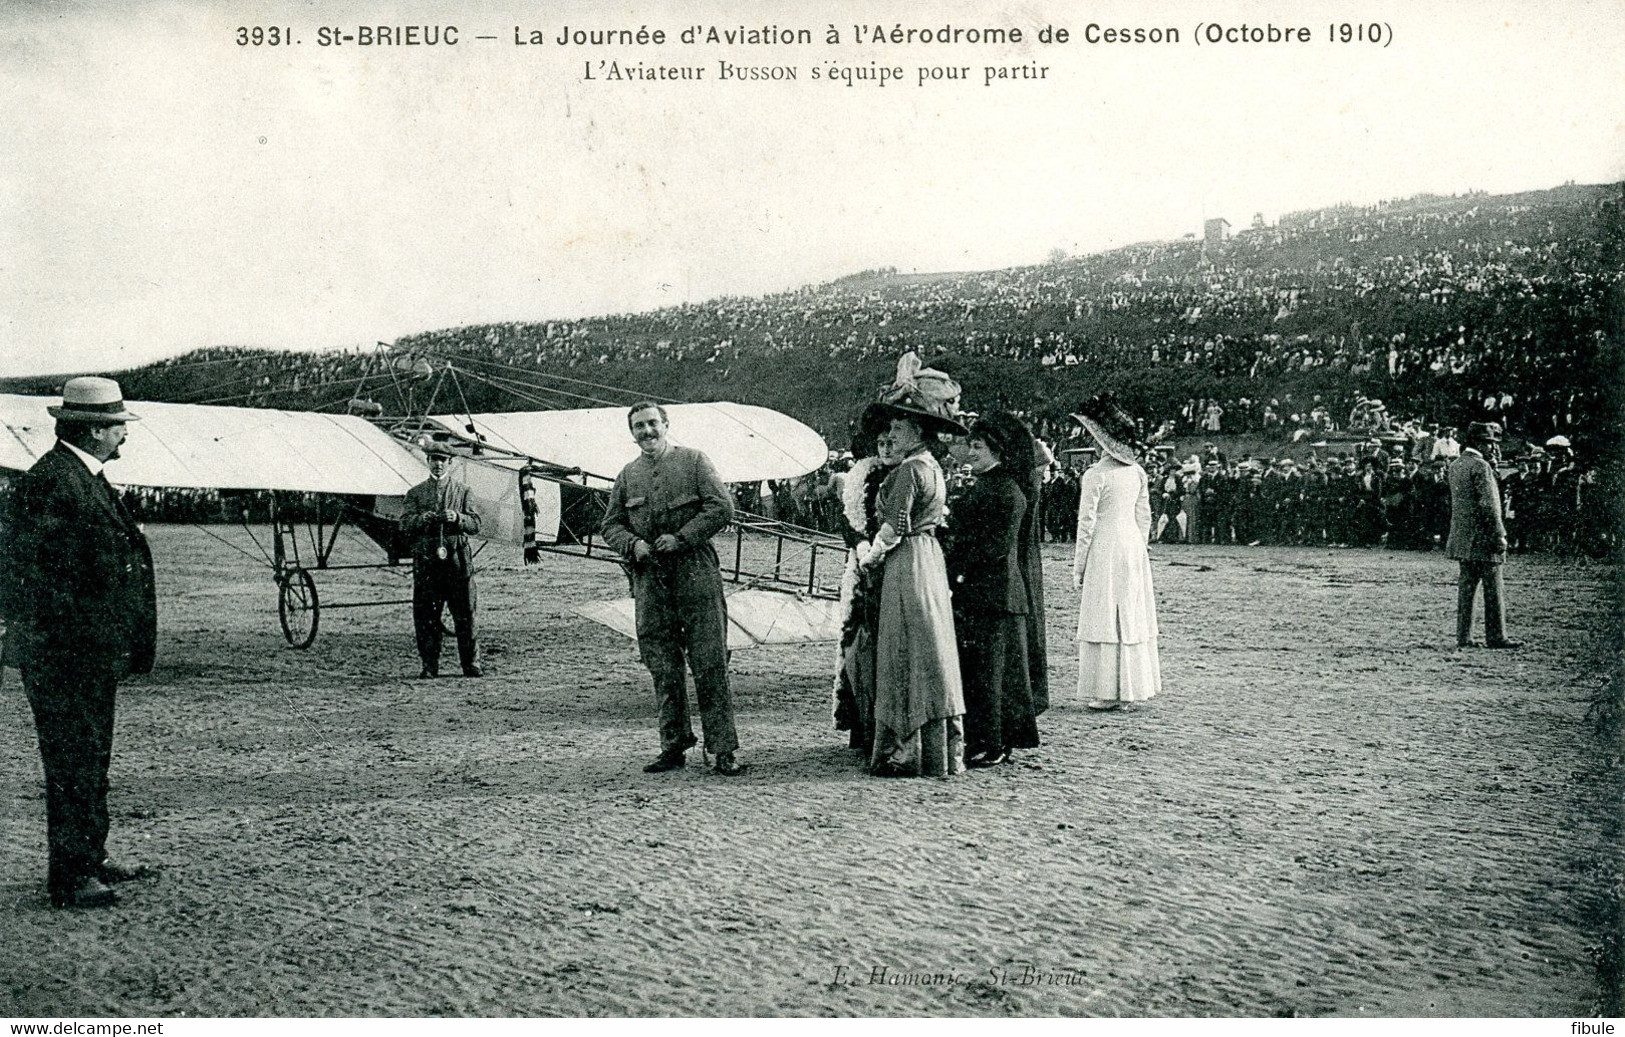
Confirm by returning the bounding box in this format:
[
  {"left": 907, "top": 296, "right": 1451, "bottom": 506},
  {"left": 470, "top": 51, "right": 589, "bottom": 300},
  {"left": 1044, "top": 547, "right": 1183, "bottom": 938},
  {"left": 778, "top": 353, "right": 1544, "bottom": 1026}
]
[{"left": 600, "top": 445, "right": 739, "bottom": 757}]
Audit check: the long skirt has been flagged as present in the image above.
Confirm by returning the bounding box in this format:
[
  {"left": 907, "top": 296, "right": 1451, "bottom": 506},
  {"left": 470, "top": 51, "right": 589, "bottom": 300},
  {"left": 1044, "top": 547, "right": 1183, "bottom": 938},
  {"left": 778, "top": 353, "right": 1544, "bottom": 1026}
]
[
  {"left": 1077, "top": 639, "right": 1162, "bottom": 703},
  {"left": 837, "top": 624, "right": 877, "bottom": 755},
  {"left": 870, "top": 536, "right": 965, "bottom": 777},
  {"left": 960, "top": 613, "right": 1040, "bottom": 757}
]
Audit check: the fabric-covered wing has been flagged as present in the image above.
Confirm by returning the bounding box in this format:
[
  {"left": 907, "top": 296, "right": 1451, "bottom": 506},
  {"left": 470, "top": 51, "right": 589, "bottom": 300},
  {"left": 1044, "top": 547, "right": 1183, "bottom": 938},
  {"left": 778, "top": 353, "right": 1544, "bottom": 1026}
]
[
  {"left": 0, "top": 395, "right": 426, "bottom": 494},
  {"left": 430, "top": 403, "right": 827, "bottom": 482},
  {"left": 448, "top": 456, "right": 561, "bottom": 546},
  {"left": 574, "top": 589, "right": 841, "bottom": 650}
]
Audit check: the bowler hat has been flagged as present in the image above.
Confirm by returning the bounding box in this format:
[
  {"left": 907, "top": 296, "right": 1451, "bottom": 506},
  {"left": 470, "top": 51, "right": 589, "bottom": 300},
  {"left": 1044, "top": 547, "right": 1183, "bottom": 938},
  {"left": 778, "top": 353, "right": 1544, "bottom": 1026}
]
[
  {"left": 1465, "top": 421, "right": 1502, "bottom": 443},
  {"left": 47, "top": 376, "right": 140, "bottom": 423}
]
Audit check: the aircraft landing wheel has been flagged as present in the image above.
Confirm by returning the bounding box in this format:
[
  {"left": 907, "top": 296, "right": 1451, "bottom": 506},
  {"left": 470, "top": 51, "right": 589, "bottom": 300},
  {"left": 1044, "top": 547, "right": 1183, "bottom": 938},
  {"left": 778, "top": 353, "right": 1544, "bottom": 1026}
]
[{"left": 278, "top": 567, "right": 319, "bottom": 649}]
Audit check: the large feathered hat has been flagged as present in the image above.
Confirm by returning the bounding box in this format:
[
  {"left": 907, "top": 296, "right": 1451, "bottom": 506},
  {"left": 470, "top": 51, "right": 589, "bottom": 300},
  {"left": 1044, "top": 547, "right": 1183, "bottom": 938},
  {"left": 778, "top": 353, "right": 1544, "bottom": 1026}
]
[
  {"left": 1071, "top": 392, "right": 1143, "bottom": 466},
  {"left": 869, "top": 351, "right": 970, "bottom": 436}
]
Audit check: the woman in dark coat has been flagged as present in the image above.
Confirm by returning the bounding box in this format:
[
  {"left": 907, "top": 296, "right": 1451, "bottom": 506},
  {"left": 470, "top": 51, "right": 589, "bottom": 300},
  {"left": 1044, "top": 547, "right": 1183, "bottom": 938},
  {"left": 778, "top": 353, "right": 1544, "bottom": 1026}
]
[
  {"left": 945, "top": 413, "right": 1041, "bottom": 767},
  {"left": 1018, "top": 424, "right": 1050, "bottom": 714}
]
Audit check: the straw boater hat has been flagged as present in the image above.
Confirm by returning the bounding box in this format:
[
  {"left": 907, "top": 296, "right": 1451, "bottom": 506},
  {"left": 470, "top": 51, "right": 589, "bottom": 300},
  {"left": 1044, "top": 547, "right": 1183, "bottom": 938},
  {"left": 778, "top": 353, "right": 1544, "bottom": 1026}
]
[
  {"left": 47, "top": 376, "right": 139, "bottom": 423},
  {"left": 1070, "top": 392, "right": 1143, "bottom": 466},
  {"left": 871, "top": 351, "right": 969, "bottom": 436}
]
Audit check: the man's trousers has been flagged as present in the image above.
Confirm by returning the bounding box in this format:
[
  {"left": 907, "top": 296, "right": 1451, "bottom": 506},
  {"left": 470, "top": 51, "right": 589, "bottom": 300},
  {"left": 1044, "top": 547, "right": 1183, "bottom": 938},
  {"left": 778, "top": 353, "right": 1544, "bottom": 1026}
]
[
  {"left": 23, "top": 665, "right": 117, "bottom": 895},
  {"left": 1456, "top": 559, "right": 1507, "bottom": 644},
  {"left": 413, "top": 558, "right": 477, "bottom": 673},
  {"left": 632, "top": 553, "right": 739, "bottom": 756}
]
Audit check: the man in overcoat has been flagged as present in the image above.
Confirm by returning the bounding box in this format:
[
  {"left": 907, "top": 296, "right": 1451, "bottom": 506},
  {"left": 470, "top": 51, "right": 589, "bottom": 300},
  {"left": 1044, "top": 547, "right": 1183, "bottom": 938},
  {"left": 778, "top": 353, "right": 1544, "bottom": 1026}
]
[
  {"left": 0, "top": 377, "right": 158, "bottom": 908},
  {"left": 1447, "top": 422, "right": 1520, "bottom": 649},
  {"left": 402, "top": 441, "right": 483, "bottom": 678}
]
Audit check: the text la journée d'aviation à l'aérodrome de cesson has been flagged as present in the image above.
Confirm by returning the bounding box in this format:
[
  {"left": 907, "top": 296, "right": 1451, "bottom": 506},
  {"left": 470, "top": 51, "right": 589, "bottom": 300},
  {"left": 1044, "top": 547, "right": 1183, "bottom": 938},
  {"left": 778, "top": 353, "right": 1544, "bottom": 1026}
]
[{"left": 246, "top": 18, "right": 1384, "bottom": 53}]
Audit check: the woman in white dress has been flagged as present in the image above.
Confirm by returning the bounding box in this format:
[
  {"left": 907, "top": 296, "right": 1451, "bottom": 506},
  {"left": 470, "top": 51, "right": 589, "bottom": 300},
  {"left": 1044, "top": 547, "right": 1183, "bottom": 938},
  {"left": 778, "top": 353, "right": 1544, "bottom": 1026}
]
[{"left": 1071, "top": 394, "right": 1163, "bottom": 710}]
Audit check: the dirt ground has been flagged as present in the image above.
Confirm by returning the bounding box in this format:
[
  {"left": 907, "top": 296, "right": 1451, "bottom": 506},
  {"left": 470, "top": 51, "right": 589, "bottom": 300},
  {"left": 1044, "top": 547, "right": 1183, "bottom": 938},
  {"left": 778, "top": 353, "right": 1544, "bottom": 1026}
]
[{"left": 2, "top": 524, "right": 1619, "bottom": 1017}]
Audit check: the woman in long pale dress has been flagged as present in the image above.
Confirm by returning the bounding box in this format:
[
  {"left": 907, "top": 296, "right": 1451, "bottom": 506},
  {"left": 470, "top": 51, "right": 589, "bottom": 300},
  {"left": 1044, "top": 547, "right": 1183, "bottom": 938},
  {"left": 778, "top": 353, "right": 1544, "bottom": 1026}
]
[
  {"left": 1071, "top": 394, "right": 1162, "bottom": 709},
  {"left": 860, "top": 408, "right": 967, "bottom": 777}
]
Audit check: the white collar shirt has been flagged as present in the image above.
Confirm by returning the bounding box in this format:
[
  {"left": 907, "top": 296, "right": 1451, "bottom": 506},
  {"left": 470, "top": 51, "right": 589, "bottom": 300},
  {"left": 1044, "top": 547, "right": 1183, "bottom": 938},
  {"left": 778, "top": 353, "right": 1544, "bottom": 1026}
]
[{"left": 61, "top": 438, "right": 106, "bottom": 477}]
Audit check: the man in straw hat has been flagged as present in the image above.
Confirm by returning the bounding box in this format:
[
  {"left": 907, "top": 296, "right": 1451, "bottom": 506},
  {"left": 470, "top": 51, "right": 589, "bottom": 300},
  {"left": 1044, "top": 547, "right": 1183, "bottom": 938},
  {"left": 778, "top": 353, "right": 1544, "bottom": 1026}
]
[
  {"left": 1447, "top": 422, "right": 1520, "bottom": 649},
  {"left": 402, "top": 439, "right": 484, "bottom": 678},
  {"left": 0, "top": 377, "right": 158, "bottom": 908}
]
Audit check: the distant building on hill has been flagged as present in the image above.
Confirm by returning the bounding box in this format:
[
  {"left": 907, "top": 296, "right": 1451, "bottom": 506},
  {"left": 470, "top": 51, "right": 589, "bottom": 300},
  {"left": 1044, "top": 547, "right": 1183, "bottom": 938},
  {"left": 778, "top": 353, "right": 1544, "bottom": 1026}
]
[{"left": 1203, "top": 217, "right": 1231, "bottom": 251}]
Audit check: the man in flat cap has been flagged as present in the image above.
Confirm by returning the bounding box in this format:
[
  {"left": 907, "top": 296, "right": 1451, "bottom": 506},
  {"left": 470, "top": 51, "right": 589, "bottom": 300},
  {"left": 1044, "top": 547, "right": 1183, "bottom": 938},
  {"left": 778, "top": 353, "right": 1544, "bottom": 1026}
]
[
  {"left": 0, "top": 377, "right": 158, "bottom": 908},
  {"left": 403, "top": 440, "right": 483, "bottom": 678},
  {"left": 1447, "top": 422, "right": 1520, "bottom": 649}
]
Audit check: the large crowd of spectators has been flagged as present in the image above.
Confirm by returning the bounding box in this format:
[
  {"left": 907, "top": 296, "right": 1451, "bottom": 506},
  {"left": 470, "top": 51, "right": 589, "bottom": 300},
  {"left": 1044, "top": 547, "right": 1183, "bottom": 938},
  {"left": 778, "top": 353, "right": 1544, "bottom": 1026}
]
[
  {"left": 4, "top": 182, "right": 1615, "bottom": 554},
  {"left": 1039, "top": 441, "right": 1615, "bottom": 559},
  {"left": 734, "top": 430, "right": 1616, "bottom": 563},
  {"left": 31, "top": 180, "right": 1604, "bottom": 456}
]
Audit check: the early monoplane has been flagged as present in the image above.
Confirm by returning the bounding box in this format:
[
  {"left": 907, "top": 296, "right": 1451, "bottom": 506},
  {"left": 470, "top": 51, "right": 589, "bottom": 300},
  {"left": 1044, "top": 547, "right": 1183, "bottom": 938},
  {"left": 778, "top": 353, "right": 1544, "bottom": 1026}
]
[{"left": 0, "top": 355, "right": 846, "bottom": 652}]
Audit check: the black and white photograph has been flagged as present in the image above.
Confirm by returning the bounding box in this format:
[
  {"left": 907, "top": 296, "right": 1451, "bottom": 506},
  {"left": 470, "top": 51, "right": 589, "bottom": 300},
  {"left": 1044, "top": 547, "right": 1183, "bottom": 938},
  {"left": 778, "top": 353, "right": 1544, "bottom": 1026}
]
[{"left": 1, "top": 0, "right": 1621, "bottom": 1022}]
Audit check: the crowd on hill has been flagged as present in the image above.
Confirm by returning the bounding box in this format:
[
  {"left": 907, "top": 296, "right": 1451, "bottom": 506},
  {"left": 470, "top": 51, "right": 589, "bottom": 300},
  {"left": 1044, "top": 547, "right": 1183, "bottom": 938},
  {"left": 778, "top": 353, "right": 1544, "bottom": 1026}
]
[
  {"left": 6, "top": 183, "right": 1614, "bottom": 553},
  {"left": 52, "top": 183, "right": 1609, "bottom": 457}
]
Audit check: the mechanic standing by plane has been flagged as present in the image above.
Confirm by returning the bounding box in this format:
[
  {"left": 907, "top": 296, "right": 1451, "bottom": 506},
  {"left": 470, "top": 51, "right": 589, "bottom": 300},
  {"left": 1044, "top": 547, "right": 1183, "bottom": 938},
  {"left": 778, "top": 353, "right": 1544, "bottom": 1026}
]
[{"left": 403, "top": 440, "right": 482, "bottom": 678}]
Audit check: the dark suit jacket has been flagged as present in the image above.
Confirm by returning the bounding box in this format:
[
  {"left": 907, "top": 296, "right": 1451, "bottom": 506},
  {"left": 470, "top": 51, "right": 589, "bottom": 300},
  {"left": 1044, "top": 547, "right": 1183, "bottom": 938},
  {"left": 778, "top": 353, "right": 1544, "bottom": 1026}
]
[
  {"left": 945, "top": 465, "right": 1028, "bottom": 618},
  {"left": 402, "top": 475, "right": 482, "bottom": 571},
  {"left": 1446, "top": 449, "right": 1507, "bottom": 563},
  {"left": 0, "top": 442, "right": 156, "bottom": 676}
]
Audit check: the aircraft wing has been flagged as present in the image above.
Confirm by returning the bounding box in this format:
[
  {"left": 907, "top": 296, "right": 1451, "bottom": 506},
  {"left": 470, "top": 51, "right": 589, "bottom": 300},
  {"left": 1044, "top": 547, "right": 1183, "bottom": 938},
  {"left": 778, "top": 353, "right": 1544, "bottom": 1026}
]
[
  {"left": 574, "top": 589, "right": 842, "bottom": 650},
  {"left": 0, "top": 394, "right": 426, "bottom": 494},
  {"left": 429, "top": 402, "right": 827, "bottom": 483}
]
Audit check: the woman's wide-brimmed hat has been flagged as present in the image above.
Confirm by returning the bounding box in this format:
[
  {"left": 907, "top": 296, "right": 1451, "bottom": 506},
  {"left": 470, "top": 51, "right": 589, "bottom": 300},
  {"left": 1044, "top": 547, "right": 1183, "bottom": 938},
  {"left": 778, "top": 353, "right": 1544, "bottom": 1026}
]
[
  {"left": 870, "top": 351, "right": 969, "bottom": 436},
  {"left": 47, "top": 376, "right": 140, "bottom": 423},
  {"left": 967, "top": 410, "right": 1036, "bottom": 467},
  {"left": 1071, "top": 392, "right": 1142, "bottom": 465}
]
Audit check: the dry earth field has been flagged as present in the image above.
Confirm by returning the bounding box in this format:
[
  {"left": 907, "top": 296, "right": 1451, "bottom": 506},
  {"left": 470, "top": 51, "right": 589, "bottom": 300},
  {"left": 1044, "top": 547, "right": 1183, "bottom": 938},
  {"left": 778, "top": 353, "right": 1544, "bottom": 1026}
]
[{"left": 2, "top": 525, "right": 1620, "bottom": 1017}]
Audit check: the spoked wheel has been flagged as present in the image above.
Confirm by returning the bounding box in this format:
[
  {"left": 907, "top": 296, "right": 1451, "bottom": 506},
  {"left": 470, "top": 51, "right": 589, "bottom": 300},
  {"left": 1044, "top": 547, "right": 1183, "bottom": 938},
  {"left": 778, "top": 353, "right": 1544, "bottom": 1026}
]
[{"left": 278, "top": 566, "right": 319, "bottom": 648}]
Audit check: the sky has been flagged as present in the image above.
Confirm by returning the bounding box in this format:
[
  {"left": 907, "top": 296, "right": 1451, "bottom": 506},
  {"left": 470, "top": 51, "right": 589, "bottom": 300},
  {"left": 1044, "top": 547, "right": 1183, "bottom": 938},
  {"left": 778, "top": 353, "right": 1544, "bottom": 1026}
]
[{"left": 3, "top": 0, "right": 1623, "bottom": 376}]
